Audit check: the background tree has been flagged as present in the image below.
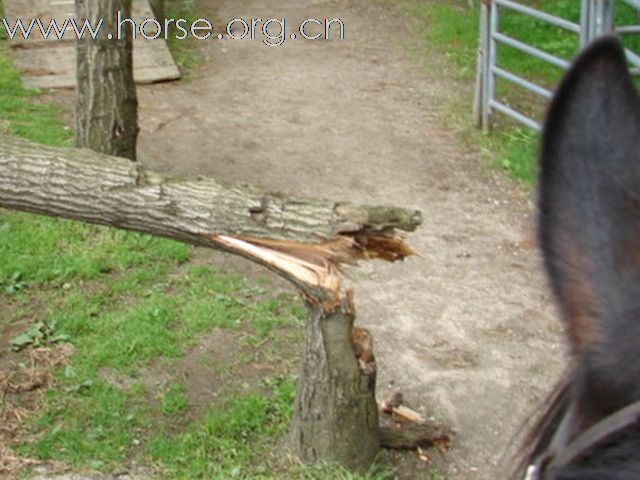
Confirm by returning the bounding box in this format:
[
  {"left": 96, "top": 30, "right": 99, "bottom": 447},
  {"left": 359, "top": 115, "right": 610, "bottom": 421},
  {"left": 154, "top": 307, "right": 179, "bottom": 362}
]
[{"left": 75, "top": 0, "right": 138, "bottom": 161}]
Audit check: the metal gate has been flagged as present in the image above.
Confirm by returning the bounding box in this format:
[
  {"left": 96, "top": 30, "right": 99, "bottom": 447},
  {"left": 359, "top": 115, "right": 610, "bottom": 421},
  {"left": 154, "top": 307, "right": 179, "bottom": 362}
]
[{"left": 475, "top": 0, "right": 640, "bottom": 131}]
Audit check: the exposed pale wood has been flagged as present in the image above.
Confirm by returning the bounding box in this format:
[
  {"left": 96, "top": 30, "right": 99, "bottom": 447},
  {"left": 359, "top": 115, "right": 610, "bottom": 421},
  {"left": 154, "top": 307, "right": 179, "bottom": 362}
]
[
  {"left": 392, "top": 405, "right": 426, "bottom": 424},
  {"left": 380, "top": 391, "right": 403, "bottom": 414}
]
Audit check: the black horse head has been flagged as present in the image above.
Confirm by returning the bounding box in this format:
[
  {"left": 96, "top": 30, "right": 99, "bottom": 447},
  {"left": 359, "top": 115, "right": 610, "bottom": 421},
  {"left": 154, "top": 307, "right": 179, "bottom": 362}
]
[{"left": 523, "top": 35, "right": 640, "bottom": 479}]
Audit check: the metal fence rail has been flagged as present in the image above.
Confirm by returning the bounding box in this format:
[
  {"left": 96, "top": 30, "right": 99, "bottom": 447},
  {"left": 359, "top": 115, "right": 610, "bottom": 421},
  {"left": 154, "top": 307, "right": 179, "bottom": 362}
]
[{"left": 475, "top": 0, "right": 640, "bottom": 132}]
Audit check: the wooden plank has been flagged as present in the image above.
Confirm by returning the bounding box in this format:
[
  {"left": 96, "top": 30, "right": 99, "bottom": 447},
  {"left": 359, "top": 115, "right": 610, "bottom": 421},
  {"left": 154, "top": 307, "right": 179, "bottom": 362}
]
[{"left": 3, "top": 0, "right": 180, "bottom": 88}]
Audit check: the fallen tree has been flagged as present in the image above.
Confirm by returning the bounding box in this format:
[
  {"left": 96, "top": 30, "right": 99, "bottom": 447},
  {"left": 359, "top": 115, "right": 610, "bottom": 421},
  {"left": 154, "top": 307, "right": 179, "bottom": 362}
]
[{"left": 0, "top": 134, "right": 425, "bottom": 468}]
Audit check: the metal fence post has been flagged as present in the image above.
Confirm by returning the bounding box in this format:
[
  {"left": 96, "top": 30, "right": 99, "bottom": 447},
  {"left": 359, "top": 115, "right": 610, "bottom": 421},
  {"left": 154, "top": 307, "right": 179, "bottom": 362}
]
[
  {"left": 591, "top": 0, "right": 616, "bottom": 39},
  {"left": 482, "top": 0, "right": 498, "bottom": 132},
  {"left": 475, "top": 1, "right": 492, "bottom": 129},
  {"left": 580, "top": 0, "right": 591, "bottom": 47},
  {"left": 483, "top": 1, "right": 499, "bottom": 132}
]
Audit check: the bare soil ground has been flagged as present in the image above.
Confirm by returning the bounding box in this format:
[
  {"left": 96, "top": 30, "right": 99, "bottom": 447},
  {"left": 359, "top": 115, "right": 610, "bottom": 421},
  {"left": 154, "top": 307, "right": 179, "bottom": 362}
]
[{"left": 11, "top": 0, "right": 568, "bottom": 478}]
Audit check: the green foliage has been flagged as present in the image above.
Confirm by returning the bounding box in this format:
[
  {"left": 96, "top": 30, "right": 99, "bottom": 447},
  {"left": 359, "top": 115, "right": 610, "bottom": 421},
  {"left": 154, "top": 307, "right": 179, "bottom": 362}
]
[
  {"left": 0, "top": 270, "right": 26, "bottom": 294},
  {"left": 0, "top": 212, "right": 190, "bottom": 287},
  {"left": 487, "top": 127, "right": 539, "bottom": 184},
  {"left": 10, "top": 229, "right": 306, "bottom": 471},
  {"left": 430, "top": 470, "right": 446, "bottom": 480},
  {"left": 20, "top": 380, "right": 148, "bottom": 468},
  {"left": 161, "top": 384, "right": 190, "bottom": 416},
  {"left": 405, "top": 2, "right": 479, "bottom": 80}
]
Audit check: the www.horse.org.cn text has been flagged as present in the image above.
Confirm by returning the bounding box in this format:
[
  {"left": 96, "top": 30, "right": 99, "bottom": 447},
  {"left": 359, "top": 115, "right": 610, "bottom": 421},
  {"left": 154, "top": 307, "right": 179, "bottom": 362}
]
[{"left": 0, "top": 15, "right": 347, "bottom": 47}]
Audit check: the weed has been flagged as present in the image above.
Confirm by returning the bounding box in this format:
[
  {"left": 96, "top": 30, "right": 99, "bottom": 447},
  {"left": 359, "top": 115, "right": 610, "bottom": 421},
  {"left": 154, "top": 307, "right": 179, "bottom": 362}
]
[
  {"left": 10, "top": 318, "right": 69, "bottom": 351},
  {"left": 0, "top": 33, "right": 71, "bottom": 145},
  {"left": 0, "top": 270, "right": 26, "bottom": 294}
]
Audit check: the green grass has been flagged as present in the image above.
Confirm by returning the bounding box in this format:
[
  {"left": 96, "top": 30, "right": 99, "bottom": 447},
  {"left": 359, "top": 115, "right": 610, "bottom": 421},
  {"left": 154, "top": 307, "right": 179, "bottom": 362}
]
[
  {"left": 160, "top": 383, "right": 190, "bottom": 416},
  {"left": 148, "top": 378, "right": 295, "bottom": 479},
  {"left": 0, "top": 43, "right": 72, "bottom": 145},
  {"left": 406, "top": 0, "right": 640, "bottom": 184},
  {"left": 10, "top": 245, "right": 306, "bottom": 470},
  {"left": 405, "top": 2, "right": 479, "bottom": 81},
  {"left": 164, "top": 0, "right": 206, "bottom": 72}
]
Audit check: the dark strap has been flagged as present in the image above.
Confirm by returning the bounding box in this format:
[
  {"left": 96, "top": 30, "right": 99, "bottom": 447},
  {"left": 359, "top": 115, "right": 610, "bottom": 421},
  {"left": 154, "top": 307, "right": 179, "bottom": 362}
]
[
  {"left": 547, "top": 399, "right": 640, "bottom": 471},
  {"left": 525, "top": 399, "right": 640, "bottom": 479}
]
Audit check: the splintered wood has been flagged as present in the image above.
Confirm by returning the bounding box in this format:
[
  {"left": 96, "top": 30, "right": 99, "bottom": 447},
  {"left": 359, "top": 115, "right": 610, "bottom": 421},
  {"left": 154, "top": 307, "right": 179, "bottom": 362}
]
[{"left": 213, "top": 232, "right": 416, "bottom": 302}]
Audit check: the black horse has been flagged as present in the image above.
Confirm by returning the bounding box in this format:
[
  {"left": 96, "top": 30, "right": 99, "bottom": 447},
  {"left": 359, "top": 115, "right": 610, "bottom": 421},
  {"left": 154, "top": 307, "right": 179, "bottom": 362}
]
[{"left": 521, "top": 35, "right": 640, "bottom": 480}]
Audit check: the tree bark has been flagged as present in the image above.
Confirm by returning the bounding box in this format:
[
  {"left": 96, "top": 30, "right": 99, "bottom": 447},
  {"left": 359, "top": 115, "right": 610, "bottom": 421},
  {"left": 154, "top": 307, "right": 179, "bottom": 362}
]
[
  {"left": 0, "top": 136, "right": 420, "bottom": 290},
  {"left": 75, "top": 0, "right": 138, "bottom": 161},
  {"left": 0, "top": 136, "right": 422, "bottom": 469},
  {"left": 289, "top": 293, "right": 380, "bottom": 468}
]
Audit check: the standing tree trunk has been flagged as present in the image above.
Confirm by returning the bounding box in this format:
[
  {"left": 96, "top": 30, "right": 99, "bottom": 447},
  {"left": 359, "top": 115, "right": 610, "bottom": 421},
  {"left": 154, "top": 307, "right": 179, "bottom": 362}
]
[{"left": 75, "top": 0, "right": 138, "bottom": 161}]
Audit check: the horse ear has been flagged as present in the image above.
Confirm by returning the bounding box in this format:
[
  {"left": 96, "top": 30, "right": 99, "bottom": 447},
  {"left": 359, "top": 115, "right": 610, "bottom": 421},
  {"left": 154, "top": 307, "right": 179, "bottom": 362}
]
[{"left": 539, "top": 36, "right": 640, "bottom": 355}]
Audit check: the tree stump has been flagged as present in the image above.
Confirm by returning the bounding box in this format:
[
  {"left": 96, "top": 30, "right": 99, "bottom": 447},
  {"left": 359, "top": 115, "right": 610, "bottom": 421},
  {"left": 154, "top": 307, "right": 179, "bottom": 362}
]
[{"left": 290, "top": 293, "right": 379, "bottom": 469}]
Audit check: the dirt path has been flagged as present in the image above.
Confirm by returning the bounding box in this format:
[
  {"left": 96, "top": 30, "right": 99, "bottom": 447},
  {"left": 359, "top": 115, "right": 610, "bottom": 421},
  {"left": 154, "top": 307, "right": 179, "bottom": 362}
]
[{"left": 134, "top": 0, "right": 565, "bottom": 478}]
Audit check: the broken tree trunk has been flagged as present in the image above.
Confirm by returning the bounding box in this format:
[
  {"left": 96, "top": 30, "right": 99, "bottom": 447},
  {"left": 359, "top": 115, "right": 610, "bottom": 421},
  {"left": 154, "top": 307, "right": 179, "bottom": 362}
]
[
  {"left": 289, "top": 293, "right": 379, "bottom": 468},
  {"left": 0, "top": 135, "right": 422, "bottom": 469}
]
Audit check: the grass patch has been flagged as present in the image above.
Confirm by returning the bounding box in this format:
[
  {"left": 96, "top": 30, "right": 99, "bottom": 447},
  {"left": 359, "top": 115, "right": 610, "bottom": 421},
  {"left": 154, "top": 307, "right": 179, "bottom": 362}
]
[
  {"left": 0, "top": 39, "right": 71, "bottom": 145},
  {"left": 148, "top": 377, "right": 295, "bottom": 478},
  {"left": 405, "top": 2, "right": 479, "bottom": 81},
  {"left": 164, "top": 0, "right": 206, "bottom": 72},
  {"left": 11, "top": 256, "right": 306, "bottom": 469},
  {"left": 405, "top": 0, "right": 640, "bottom": 184}
]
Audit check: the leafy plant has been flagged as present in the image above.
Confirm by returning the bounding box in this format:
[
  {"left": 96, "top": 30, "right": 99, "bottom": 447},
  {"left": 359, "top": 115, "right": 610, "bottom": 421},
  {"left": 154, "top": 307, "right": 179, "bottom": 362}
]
[
  {"left": 0, "top": 270, "right": 26, "bottom": 294},
  {"left": 10, "top": 318, "right": 69, "bottom": 351}
]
